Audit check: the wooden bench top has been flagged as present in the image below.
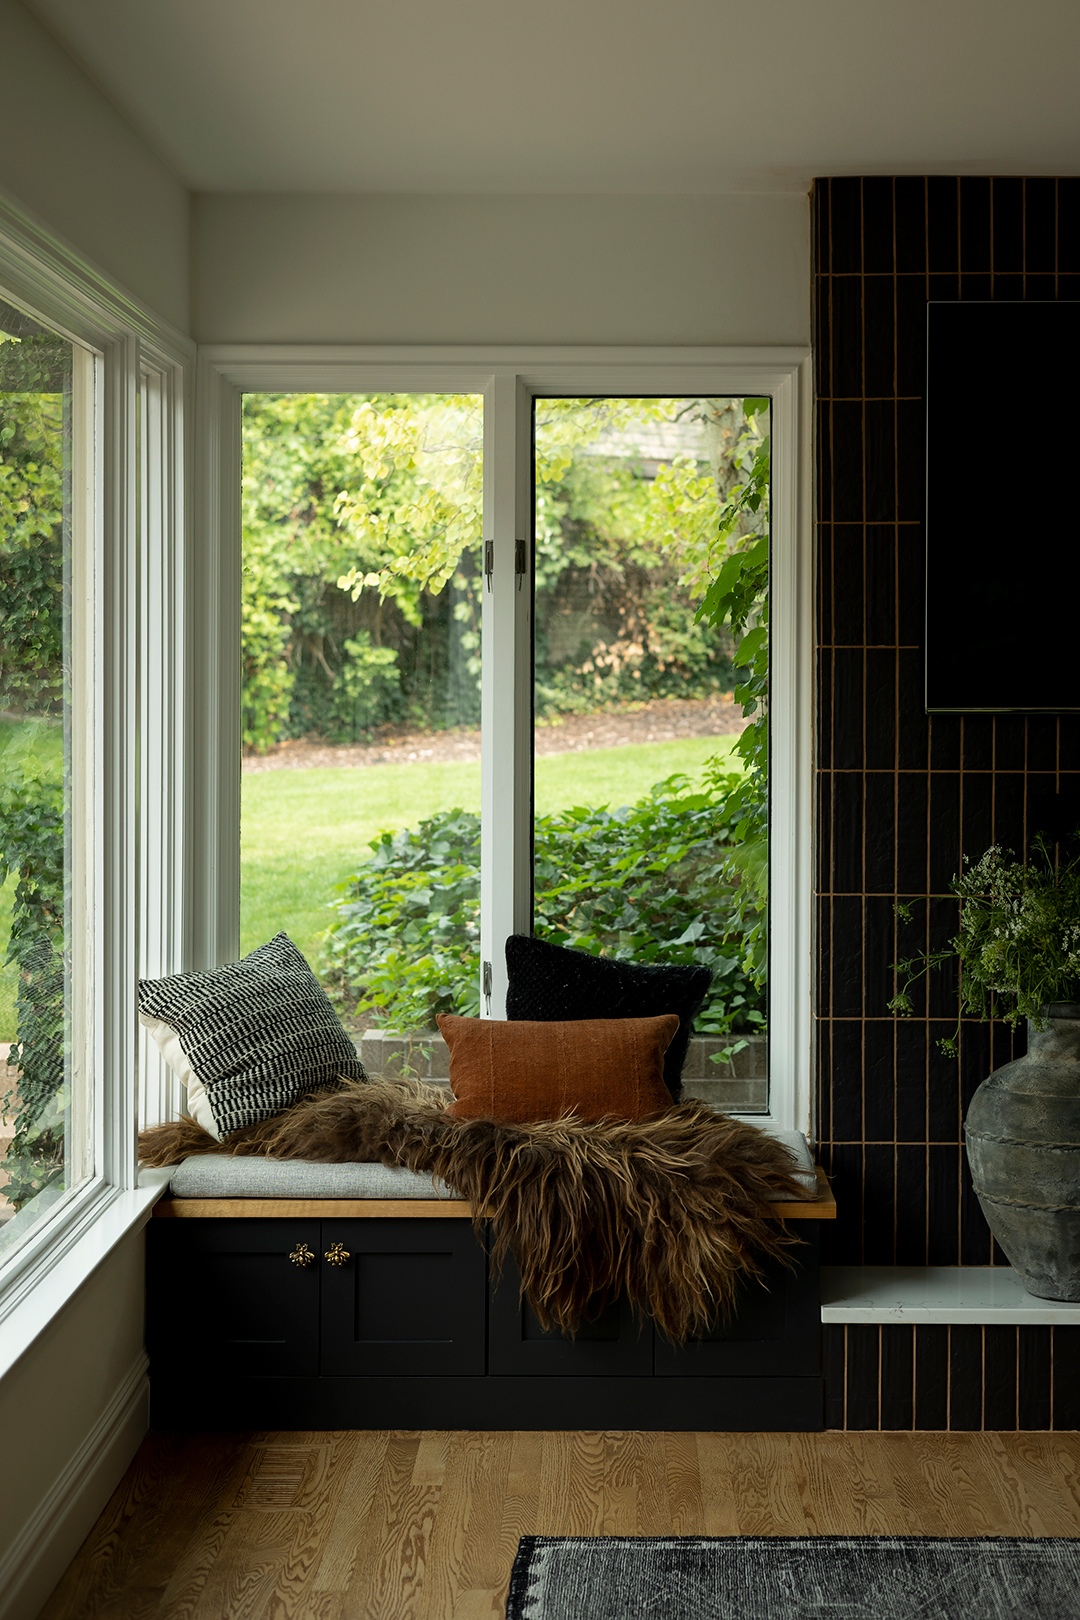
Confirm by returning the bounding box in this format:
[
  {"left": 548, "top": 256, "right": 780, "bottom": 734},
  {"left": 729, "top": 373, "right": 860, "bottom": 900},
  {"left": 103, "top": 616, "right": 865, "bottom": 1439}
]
[{"left": 152, "top": 1165, "right": 835, "bottom": 1221}]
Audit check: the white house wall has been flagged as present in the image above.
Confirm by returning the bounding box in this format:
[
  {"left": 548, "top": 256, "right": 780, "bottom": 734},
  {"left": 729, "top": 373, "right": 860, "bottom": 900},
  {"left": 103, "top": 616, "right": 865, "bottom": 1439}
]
[
  {"left": 0, "top": 0, "right": 190, "bottom": 331},
  {"left": 191, "top": 191, "right": 810, "bottom": 347}
]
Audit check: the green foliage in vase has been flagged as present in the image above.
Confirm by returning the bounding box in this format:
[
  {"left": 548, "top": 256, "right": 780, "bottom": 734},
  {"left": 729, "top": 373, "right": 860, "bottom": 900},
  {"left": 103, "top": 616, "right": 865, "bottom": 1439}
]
[
  {"left": 322, "top": 764, "right": 765, "bottom": 1039},
  {"left": 890, "top": 836, "right": 1080, "bottom": 1056}
]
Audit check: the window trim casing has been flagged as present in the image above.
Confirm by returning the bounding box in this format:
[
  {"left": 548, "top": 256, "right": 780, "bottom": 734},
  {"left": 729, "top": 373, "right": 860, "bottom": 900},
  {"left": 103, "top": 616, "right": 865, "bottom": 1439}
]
[
  {"left": 0, "top": 185, "right": 193, "bottom": 1350},
  {"left": 200, "top": 344, "right": 814, "bottom": 1137}
]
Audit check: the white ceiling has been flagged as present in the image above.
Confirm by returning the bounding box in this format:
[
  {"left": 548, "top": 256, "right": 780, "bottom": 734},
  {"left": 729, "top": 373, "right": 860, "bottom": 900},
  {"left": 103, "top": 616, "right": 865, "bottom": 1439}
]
[{"left": 25, "top": 0, "right": 1080, "bottom": 194}]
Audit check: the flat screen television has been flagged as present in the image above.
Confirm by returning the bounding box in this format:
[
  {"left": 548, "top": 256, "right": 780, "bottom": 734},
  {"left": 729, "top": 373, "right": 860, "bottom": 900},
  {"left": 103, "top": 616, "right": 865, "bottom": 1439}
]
[{"left": 925, "top": 301, "right": 1080, "bottom": 713}]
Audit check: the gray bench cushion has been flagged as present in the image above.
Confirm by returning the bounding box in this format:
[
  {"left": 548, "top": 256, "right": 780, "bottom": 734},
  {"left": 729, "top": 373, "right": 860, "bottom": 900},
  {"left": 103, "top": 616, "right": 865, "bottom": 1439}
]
[
  {"left": 166, "top": 1128, "right": 818, "bottom": 1200},
  {"left": 168, "top": 1156, "right": 454, "bottom": 1199}
]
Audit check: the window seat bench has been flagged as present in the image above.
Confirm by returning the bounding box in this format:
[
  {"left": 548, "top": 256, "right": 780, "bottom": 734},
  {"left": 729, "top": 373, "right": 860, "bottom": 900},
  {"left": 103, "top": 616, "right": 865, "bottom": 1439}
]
[{"left": 146, "top": 1157, "right": 835, "bottom": 1432}]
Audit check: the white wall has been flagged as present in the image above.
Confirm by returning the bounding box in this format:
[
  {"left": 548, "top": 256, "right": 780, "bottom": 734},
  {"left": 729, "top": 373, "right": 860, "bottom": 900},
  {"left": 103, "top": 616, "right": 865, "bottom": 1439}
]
[
  {"left": 192, "top": 191, "right": 810, "bottom": 346},
  {"left": 0, "top": 1231, "right": 149, "bottom": 1620},
  {"left": 0, "top": 0, "right": 189, "bottom": 331}
]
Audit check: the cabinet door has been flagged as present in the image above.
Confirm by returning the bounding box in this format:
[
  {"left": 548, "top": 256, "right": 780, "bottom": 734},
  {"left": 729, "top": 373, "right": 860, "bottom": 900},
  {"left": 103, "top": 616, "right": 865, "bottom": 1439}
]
[
  {"left": 147, "top": 1219, "right": 321, "bottom": 1380},
  {"left": 319, "top": 1219, "right": 486, "bottom": 1376},
  {"left": 653, "top": 1239, "right": 820, "bottom": 1377},
  {"left": 488, "top": 1252, "right": 653, "bottom": 1376}
]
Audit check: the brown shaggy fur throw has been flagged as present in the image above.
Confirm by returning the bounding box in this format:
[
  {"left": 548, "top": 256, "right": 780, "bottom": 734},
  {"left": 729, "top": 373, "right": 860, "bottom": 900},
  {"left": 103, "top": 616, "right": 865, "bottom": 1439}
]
[{"left": 139, "top": 1080, "right": 810, "bottom": 1344}]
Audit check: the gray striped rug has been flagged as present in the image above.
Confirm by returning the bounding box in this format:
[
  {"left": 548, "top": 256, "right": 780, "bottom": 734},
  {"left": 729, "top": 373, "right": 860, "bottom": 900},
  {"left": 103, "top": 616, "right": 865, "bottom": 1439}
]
[{"left": 506, "top": 1535, "right": 1080, "bottom": 1619}]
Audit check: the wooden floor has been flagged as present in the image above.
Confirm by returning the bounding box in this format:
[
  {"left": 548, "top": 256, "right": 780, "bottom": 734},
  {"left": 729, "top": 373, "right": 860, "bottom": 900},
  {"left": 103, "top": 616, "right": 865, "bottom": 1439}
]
[{"left": 41, "top": 1429, "right": 1080, "bottom": 1620}]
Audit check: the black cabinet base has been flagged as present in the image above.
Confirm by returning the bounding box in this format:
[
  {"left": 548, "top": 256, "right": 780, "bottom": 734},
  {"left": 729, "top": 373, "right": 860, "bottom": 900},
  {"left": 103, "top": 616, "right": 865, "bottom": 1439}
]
[{"left": 151, "top": 1373, "right": 823, "bottom": 1432}]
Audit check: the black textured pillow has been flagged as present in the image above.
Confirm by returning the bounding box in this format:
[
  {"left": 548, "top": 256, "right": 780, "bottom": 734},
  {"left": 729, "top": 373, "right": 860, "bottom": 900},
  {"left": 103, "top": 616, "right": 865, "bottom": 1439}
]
[
  {"left": 504, "top": 934, "right": 713, "bottom": 1100},
  {"left": 138, "top": 932, "right": 365, "bottom": 1139}
]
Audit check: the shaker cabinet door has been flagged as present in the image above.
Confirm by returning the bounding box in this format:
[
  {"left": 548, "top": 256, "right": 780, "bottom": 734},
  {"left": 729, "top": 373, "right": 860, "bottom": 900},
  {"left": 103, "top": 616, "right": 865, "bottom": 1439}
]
[
  {"left": 147, "top": 1219, "right": 322, "bottom": 1382},
  {"left": 488, "top": 1252, "right": 653, "bottom": 1377},
  {"left": 653, "top": 1241, "right": 820, "bottom": 1377},
  {"left": 319, "top": 1218, "right": 487, "bottom": 1377}
]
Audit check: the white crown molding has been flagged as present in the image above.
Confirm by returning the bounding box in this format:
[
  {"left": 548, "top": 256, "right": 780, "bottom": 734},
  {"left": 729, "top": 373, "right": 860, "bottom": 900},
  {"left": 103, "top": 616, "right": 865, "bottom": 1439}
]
[{"left": 0, "top": 180, "right": 192, "bottom": 363}]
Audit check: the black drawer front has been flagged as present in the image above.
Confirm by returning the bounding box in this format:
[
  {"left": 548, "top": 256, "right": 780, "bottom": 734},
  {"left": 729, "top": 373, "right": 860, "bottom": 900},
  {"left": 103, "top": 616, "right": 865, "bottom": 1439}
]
[
  {"left": 319, "top": 1219, "right": 487, "bottom": 1377},
  {"left": 147, "top": 1219, "right": 321, "bottom": 1379},
  {"left": 488, "top": 1252, "right": 653, "bottom": 1376},
  {"left": 653, "top": 1239, "right": 820, "bottom": 1377}
]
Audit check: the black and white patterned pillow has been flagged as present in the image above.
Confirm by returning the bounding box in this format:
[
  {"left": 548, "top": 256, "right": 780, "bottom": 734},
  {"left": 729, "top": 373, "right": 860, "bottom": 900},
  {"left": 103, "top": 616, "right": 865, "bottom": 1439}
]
[{"left": 138, "top": 932, "right": 365, "bottom": 1139}]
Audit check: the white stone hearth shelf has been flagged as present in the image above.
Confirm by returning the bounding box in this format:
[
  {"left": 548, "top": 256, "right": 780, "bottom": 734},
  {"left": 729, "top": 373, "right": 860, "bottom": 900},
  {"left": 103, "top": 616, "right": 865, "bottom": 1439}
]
[{"left": 821, "top": 1267, "right": 1080, "bottom": 1326}]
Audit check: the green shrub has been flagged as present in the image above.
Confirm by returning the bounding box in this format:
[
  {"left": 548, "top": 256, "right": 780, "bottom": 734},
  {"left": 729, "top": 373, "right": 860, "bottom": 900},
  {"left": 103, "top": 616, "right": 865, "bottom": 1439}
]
[
  {"left": 322, "top": 761, "right": 765, "bottom": 1039},
  {"left": 0, "top": 754, "right": 67, "bottom": 1211}
]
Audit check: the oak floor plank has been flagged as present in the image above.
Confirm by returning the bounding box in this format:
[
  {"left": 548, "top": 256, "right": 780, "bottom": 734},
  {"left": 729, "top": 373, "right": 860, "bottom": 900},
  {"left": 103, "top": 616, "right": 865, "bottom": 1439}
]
[
  {"left": 340, "top": 1434, "right": 440, "bottom": 1620},
  {"left": 155, "top": 1508, "right": 239, "bottom": 1620},
  {"left": 1032, "top": 1432, "right": 1080, "bottom": 1517},
  {"left": 981, "top": 1432, "right": 1080, "bottom": 1536},
  {"left": 792, "top": 1431, "right": 908, "bottom": 1535},
  {"left": 36, "top": 1429, "right": 1080, "bottom": 1620},
  {"left": 728, "top": 1433, "right": 809, "bottom": 1536},
  {"left": 536, "top": 1430, "right": 607, "bottom": 1537},
  {"left": 449, "top": 1433, "right": 515, "bottom": 1598},
  {"left": 694, "top": 1433, "right": 741, "bottom": 1535},
  {"left": 602, "top": 1432, "right": 644, "bottom": 1535},
  {"left": 39, "top": 1432, "right": 252, "bottom": 1620},
  {"left": 635, "top": 1432, "right": 675, "bottom": 1535},
  {"left": 906, "top": 1433, "right": 1018, "bottom": 1537},
  {"left": 187, "top": 1508, "right": 311, "bottom": 1620},
  {"left": 416, "top": 1433, "right": 511, "bottom": 1620},
  {"left": 493, "top": 1430, "right": 544, "bottom": 1594},
  {"left": 310, "top": 1432, "right": 391, "bottom": 1597}
]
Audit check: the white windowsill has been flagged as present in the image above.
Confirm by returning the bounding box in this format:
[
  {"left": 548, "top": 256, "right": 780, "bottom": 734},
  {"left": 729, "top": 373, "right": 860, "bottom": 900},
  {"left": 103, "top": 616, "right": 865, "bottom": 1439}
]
[
  {"left": 0, "top": 1169, "right": 172, "bottom": 1384},
  {"left": 821, "top": 1265, "right": 1080, "bottom": 1325}
]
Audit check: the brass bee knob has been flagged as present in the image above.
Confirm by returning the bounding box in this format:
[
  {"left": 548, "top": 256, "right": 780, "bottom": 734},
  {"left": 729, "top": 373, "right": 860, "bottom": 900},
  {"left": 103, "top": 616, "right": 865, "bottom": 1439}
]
[
  {"left": 289, "top": 1243, "right": 315, "bottom": 1268},
  {"left": 324, "top": 1242, "right": 350, "bottom": 1267}
]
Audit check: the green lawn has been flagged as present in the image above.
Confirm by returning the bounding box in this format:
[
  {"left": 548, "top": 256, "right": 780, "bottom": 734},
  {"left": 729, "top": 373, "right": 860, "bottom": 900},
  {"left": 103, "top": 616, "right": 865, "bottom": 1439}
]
[
  {"left": 240, "top": 732, "right": 740, "bottom": 965},
  {"left": 0, "top": 724, "right": 742, "bottom": 1038}
]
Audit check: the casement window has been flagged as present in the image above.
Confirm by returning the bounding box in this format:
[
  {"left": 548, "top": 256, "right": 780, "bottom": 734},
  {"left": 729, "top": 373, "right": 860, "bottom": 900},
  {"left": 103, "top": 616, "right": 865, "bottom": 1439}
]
[
  {"left": 0, "top": 200, "right": 189, "bottom": 1332},
  {"left": 205, "top": 349, "right": 813, "bottom": 1136}
]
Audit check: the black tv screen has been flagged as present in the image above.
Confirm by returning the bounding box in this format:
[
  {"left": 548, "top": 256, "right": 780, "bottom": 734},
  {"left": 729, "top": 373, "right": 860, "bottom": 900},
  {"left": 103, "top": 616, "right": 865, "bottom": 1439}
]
[{"left": 925, "top": 301, "right": 1080, "bottom": 713}]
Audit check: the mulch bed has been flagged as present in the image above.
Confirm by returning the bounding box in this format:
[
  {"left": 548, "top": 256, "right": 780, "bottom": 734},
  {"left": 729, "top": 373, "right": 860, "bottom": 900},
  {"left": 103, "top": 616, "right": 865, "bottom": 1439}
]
[{"left": 242, "top": 695, "right": 747, "bottom": 774}]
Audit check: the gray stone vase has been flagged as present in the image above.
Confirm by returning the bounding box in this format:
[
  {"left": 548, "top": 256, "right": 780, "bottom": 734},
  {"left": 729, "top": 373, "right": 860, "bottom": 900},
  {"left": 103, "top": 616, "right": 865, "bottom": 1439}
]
[{"left": 965, "top": 1003, "right": 1080, "bottom": 1301}]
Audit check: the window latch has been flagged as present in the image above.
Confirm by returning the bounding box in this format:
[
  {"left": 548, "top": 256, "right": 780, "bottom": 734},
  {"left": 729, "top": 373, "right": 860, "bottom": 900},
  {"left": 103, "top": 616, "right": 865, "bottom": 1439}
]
[
  {"left": 482, "top": 958, "right": 493, "bottom": 1014},
  {"left": 484, "top": 540, "right": 494, "bottom": 591},
  {"left": 515, "top": 538, "right": 527, "bottom": 590}
]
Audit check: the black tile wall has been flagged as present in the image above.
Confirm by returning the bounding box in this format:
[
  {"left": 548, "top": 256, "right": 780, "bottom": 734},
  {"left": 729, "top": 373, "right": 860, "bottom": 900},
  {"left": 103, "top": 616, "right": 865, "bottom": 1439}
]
[
  {"left": 813, "top": 176, "right": 1080, "bottom": 1428},
  {"left": 822, "top": 1324, "right": 1080, "bottom": 1430}
]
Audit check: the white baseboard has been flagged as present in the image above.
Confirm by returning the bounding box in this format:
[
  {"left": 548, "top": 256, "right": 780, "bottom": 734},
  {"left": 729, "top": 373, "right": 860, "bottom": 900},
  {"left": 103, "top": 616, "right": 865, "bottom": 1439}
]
[{"left": 0, "top": 1353, "right": 149, "bottom": 1620}]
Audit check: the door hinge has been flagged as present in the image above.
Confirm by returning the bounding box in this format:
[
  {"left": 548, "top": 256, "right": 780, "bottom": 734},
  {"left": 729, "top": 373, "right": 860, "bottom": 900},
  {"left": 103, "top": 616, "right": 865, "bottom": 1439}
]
[
  {"left": 484, "top": 540, "right": 494, "bottom": 590},
  {"left": 515, "top": 538, "right": 527, "bottom": 590},
  {"left": 482, "top": 958, "right": 493, "bottom": 1014}
]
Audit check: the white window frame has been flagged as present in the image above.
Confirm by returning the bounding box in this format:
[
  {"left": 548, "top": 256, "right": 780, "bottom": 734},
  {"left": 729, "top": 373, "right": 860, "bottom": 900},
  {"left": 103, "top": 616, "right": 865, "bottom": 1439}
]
[
  {"left": 200, "top": 345, "right": 814, "bottom": 1137},
  {"left": 0, "top": 191, "right": 191, "bottom": 1364}
]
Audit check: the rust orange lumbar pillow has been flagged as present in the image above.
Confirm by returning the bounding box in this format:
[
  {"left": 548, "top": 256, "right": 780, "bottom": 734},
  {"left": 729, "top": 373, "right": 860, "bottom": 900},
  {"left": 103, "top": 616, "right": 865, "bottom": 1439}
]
[{"left": 435, "top": 1012, "right": 680, "bottom": 1123}]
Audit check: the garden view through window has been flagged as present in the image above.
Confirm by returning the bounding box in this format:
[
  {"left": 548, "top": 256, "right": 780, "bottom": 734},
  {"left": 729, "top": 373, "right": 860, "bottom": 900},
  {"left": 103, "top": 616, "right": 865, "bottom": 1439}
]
[
  {"left": 240, "top": 392, "right": 770, "bottom": 1107},
  {"left": 0, "top": 299, "right": 83, "bottom": 1252}
]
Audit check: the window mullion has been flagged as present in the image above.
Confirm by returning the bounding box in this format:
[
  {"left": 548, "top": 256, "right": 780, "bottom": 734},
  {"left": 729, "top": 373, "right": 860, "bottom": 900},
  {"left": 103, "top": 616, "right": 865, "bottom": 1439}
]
[{"left": 479, "top": 373, "right": 533, "bottom": 1018}]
